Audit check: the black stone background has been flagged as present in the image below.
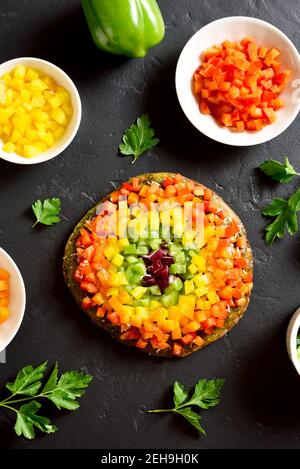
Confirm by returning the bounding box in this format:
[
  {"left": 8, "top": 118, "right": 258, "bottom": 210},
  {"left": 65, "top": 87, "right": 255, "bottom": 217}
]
[{"left": 0, "top": 0, "right": 300, "bottom": 450}]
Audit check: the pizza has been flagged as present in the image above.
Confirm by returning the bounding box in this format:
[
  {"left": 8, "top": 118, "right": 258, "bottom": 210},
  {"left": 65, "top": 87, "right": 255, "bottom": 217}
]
[{"left": 63, "top": 173, "right": 253, "bottom": 357}]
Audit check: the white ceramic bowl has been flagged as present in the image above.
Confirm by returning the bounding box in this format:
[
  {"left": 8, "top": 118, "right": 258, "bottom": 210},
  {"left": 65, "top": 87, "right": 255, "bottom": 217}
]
[
  {"left": 0, "top": 57, "right": 82, "bottom": 164},
  {"left": 175, "top": 17, "right": 300, "bottom": 146},
  {"left": 0, "top": 247, "right": 26, "bottom": 352},
  {"left": 286, "top": 307, "right": 300, "bottom": 376}
]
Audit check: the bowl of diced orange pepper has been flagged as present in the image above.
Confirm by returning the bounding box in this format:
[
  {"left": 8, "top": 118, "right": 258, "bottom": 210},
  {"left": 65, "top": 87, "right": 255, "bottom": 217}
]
[
  {"left": 0, "top": 247, "right": 26, "bottom": 352},
  {"left": 0, "top": 57, "right": 81, "bottom": 164},
  {"left": 175, "top": 17, "right": 300, "bottom": 146}
]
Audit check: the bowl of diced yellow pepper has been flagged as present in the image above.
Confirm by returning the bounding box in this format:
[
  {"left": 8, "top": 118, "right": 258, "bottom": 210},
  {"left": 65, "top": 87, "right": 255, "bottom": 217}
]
[{"left": 0, "top": 57, "right": 81, "bottom": 164}]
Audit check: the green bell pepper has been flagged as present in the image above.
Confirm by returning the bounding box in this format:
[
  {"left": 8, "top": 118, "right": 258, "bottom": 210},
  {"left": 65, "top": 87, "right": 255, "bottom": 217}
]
[{"left": 82, "top": 0, "right": 165, "bottom": 58}]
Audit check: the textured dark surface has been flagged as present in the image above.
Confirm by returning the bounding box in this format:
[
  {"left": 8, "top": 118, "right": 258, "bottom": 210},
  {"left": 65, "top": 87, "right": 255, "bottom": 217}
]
[{"left": 0, "top": 0, "right": 300, "bottom": 450}]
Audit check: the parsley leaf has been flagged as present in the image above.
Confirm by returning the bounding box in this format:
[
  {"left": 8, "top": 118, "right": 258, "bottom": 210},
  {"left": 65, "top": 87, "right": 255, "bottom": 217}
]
[
  {"left": 260, "top": 157, "right": 299, "bottom": 183},
  {"left": 262, "top": 189, "right": 300, "bottom": 245},
  {"left": 187, "top": 378, "right": 225, "bottom": 410},
  {"left": 148, "top": 378, "right": 224, "bottom": 435},
  {"left": 41, "top": 361, "right": 59, "bottom": 394},
  {"left": 175, "top": 407, "right": 206, "bottom": 434},
  {"left": 261, "top": 198, "right": 288, "bottom": 217},
  {"left": 32, "top": 198, "right": 61, "bottom": 228},
  {"left": 6, "top": 361, "right": 47, "bottom": 396},
  {"left": 289, "top": 188, "right": 300, "bottom": 212},
  {"left": 173, "top": 381, "right": 188, "bottom": 407},
  {"left": 14, "top": 401, "right": 57, "bottom": 440},
  {"left": 119, "top": 114, "right": 159, "bottom": 163},
  {"left": 0, "top": 362, "right": 92, "bottom": 439},
  {"left": 44, "top": 368, "right": 93, "bottom": 410}
]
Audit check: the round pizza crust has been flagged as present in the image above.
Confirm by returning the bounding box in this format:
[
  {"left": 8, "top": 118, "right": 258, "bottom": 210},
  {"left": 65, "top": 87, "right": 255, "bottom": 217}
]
[{"left": 63, "top": 173, "right": 253, "bottom": 358}]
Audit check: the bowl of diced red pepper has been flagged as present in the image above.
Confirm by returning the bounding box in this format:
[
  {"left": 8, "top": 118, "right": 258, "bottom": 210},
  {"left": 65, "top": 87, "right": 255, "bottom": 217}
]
[{"left": 175, "top": 16, "right": 300, "bottom": 146}]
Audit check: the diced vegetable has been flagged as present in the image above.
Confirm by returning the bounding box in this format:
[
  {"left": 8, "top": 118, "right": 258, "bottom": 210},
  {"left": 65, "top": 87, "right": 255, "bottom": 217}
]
[
  {"left": 0, "top": 268, "right": 10, "bottom": 324},
  {"left": 170, "top": 264, "right": 186, "bottom": 274},
  {"left": 161, "top": 291, "right": 179, "bottom": 307},
  {"left": 136, "top": 246, "right": 149, "bottom": 255},
  {"left": 193, "top": 37, "right": 290, "bottom": 132},
  {"left": 172, "top": 277, "right": 183, "bottom": 292},
  {"left": 0, "top": 65, "right": 72, "bottom": 158},
  {"left": 123, "top": 244, "right": 137, "bottom": 255}
]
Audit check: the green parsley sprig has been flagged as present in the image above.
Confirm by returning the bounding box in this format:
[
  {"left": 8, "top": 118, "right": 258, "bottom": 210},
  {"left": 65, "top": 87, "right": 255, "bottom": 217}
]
[
  {"left": 0, "top": 361, "right": 92, "bottom": 439},
  {"left": 259, "top": 157, "right": 300, "bottom": 244},
  {"left": 32, "top": 198, "right": 61, "bottom": 228},
  {"left": 148, "top": 378, "right": 224, "bottom": 434},
  {"left": 262, "top": 189, "right": 300, "bottom": 245},
  {"left": 260, "top": 157, "right": 299, "bottom": 184},
  {"left": 119, "top": 114, "right": 159, "bottom": 163}
]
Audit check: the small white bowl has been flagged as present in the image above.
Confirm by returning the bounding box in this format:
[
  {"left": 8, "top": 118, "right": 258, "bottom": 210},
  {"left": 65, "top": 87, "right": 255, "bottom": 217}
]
[
  {"left": 0, "top": 247, "right": 26, "bottom": 353},
  {"left": 175, "top": 17, "right": 300, "bottom": 146},
  {"left": 0, "top": 57, "right": 82, "bottom": 164},
  {"left": 286, "top": 307, "right": 300, "bottom": 376}
]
